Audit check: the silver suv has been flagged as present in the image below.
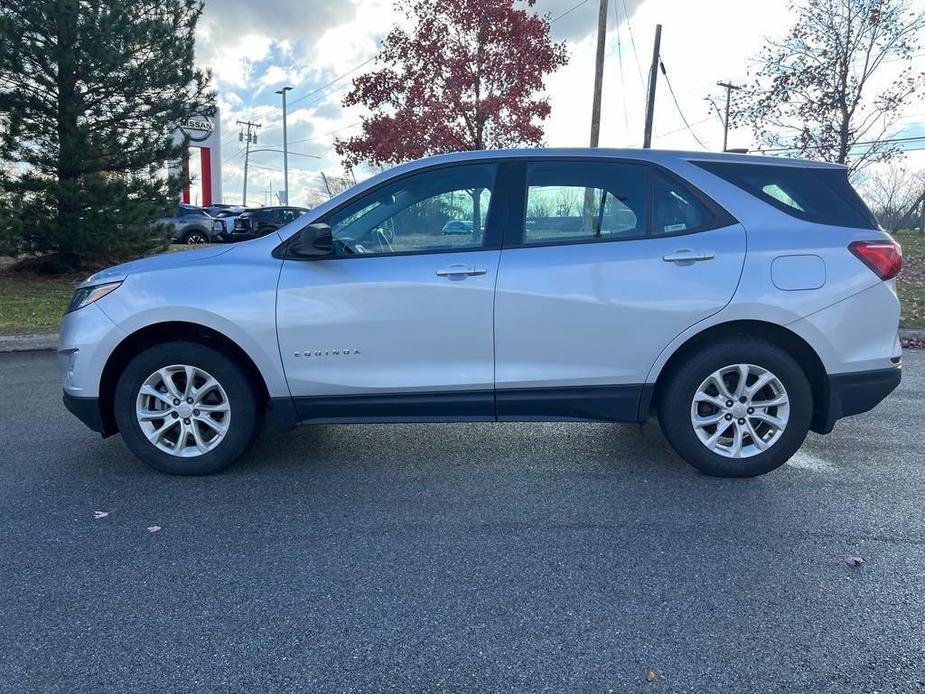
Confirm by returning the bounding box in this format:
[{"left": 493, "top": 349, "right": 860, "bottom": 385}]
[{"left": 59, "top": 149, "right": 903, "bottom": 477}]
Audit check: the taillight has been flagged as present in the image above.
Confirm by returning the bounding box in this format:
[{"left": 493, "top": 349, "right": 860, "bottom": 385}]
[{"left": 848, "top": 240, "right": 902, "bottom": 280}]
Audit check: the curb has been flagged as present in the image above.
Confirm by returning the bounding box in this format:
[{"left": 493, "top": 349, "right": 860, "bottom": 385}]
[
  {"left": 0, "top": 333, "right": 58, "bottom": 352},
  {"left": 1, "top": 330, "right": 924, "bottom": 354}
]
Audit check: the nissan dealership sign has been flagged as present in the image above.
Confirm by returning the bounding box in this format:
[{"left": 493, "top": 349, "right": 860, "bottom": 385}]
[
  {"left": 171, "top": 110, "right": 222, "bottom": 206},
  {"left": 178, "top": 117, "right": 215, "bottom": 143}
]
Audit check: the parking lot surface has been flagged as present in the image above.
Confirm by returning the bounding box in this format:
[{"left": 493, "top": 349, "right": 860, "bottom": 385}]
[{"left": 1, "top": 350, "right": 923, "bottom": 693}]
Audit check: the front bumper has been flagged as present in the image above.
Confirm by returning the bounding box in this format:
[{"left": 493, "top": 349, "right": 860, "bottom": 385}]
[
  {"left": 813, "top": 364, "right": 902, "bottom": 434},
  {"left": 63, "top": 392, "right": 110, "bottom": 435}
]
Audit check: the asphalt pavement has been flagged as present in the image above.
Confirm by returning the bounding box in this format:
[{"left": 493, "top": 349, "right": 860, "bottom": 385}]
[{"left": 1, "top": 350, "right": 924, "bottom": 694}]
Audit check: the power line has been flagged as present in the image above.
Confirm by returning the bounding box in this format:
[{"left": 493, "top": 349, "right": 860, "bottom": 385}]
[
  {"left": 289, "top": 80, "right": 353, "bottom": 113},
  {"left": 757, "top": 135, "right": 925, "bottom": 153},
  {"left": 287, "top": 56, "right": 377, "bottom": 108},
  {"left": 288, "top": 121, "right": 362, "bottom": 146},
  {"left": 658, "top": 59, "right": 710, "bottom": 149},
  {"left": 653, "top": 115, "right": 715, "bottom": 140},
  {"left": 612, "top": 0, "right": 630, "bottom": 138},
  {"left": 249, "top": 163, "right": 283, "bottom": 173},
  {"left": 255, "top": 122, "right": 362, "bottom": 156},
  {"left": 551, "top": 0, "right": 591, "bottom": 23},
  {"left": 621, "top": 0, "right": 645, "bottom": 86}
]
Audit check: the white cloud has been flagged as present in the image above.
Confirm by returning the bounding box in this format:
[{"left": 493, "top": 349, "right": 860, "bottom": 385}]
[{"left": 193, "top": 0, "right": 925, "bottom": 206}]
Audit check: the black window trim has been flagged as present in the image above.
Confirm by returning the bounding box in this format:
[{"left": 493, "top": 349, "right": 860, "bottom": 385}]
[
  {"left": 273, "top": 155, "right": 738, "bottom": 260},
  {"left": 501, "top": 157, "right": 738, "bottom": 250},
  {"left": 275, "top": 160, "right": 515, "bottom": 262},
  {"left": 691, "top": 159, "right": 878, "bottom": 230}
]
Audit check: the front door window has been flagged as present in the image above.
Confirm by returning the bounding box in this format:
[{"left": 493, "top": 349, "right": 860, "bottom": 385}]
[{"left": 326, "top": 164, "right": 496, "bottom": 256}]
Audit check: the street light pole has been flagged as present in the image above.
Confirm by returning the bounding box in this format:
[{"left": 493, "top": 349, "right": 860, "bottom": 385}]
[{"left": 275, "top": 86, "right": 292, "bottom": 205}]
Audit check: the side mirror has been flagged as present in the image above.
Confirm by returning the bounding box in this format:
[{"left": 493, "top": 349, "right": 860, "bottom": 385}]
[{"left": 288, "top": 223, "right": 333, "bottom": 258}]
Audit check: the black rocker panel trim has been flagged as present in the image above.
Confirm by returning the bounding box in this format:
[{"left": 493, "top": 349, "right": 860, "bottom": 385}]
[
  {"left": 276, "top": 384, "right": 647, "bottom": 426},
  {"left": 495, "top": 384, "right": 644, "bottom": 423},
  {"left": 291, "top": 390, "right": 496, "bottom": 424}
]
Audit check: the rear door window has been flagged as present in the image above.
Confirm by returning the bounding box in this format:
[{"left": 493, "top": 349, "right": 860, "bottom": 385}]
[
  {"left": 651, "top": 171, "right": 713, "bottom": 235},
  {"left": 522, "top": 161, "right": 648, "bottom": 244},
  {"left": 693, "top": 161, "right": 878, "bottom": 229}
]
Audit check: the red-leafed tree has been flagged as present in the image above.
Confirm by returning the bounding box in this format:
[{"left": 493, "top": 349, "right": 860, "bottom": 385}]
[{"left": 334, "top": 0, "right": 568, "bottom": 169}]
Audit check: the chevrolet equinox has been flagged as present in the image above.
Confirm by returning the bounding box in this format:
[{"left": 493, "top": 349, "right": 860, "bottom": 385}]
[{"left": 59, "top": 149, "right": 903, "bottom": 477}]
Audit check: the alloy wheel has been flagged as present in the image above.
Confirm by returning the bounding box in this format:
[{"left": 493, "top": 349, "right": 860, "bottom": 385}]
[
  {"left": 690, "top": 363, "right": 790, "bottom": 459},
  {"left": 135, "top": 365, "right": 231, "bottom": 457}
]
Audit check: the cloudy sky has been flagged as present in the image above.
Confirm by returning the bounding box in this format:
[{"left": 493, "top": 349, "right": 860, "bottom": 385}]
[{"left": 192, "top": 0, "right": 925, "bottom": 207}]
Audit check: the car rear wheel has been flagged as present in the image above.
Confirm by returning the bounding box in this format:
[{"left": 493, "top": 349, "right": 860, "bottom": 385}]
[
  {"left": 183, "top": 230, "right": 209, "bottom": 244},
  {"left": 657, "top": 338, "right": 812, "bottom": 477},
  {"left": 114, "top": 342, "right": 261, "bottom": 475}
]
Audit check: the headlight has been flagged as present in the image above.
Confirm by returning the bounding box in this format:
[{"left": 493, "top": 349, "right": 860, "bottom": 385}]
[{"left": 66, "top": 281, "right": 122, "bottom": 314}]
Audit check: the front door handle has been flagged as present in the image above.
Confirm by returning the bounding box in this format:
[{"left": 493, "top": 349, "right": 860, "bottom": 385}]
[
  {"left": 436, "top": 264, "right": 487, "bottom": 278},
  {"left": 662, "top": 249, "right": 716, "bottom": 265}
]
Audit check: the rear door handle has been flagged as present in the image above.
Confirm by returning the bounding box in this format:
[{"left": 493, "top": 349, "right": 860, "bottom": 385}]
[
  {"left": 436, "top": 264, "right": 487, "bottom": 278},
  {"left": 662, "top": 249, "right": 716, "bottom": 265}
]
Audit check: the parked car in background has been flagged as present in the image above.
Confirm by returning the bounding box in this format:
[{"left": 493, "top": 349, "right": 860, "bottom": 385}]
[
  {"left": 203, "top": 204, "right": 238, "bottom": 217},
  {"left": 442, "top": 220, "right": 473, "bottom": 235},
  {"left": 60, "top": 148, "right": 902, "bottom": 477},
  {"left": 231, "top": 206, "right": 310, "bottom": 241},
  {"left": 209, "top": 207, "right": 245, "bottom": 242},
  {"left": 159, "top": 204, "right": 217, "bottom": 245}
]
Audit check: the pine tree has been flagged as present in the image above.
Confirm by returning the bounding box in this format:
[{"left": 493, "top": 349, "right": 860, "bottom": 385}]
[{"left": 0, "top": 0, "right": 214, "bottom": 270}]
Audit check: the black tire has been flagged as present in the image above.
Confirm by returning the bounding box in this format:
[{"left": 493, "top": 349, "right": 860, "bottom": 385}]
[
  {"left": 182, "top": 229, "right": 209, "bottom": 244},
  {"left": 657, "top": 337, "right": 812, "bottom": 478},
  {"left": 114, "top": 341, "right": 261, "bottom": 475}
]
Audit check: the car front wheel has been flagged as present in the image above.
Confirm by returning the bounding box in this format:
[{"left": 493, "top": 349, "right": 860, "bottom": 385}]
[
  {"left": 114, "top": 342, "right": 261, "bottom": 474},
  {"left": 657, "top": 338, "right": 812, "bottom": 477}
]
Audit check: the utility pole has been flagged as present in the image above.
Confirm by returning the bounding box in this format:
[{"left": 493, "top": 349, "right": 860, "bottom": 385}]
[
  {"left": 642, "top": 24, "right": 662, "bottom": 149},
  {"left": 589, "top": 0, "right": 609, "bottom": 147},
  {"left": 320, "top": 171, "right": 333, "bottom": 198},
  {"left": 716, "top": 81, "right": 742, "bottom": 152},
  {"left": 275, "top": 87, "right": 292, "bottom": 204},
  {"left": 236, "top": 120, "right": 261, "bottom": 205}
]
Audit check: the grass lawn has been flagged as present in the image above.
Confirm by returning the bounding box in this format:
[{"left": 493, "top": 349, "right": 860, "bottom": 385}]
[
  {"left": 0, "top": 237, "right": 923, "bottom": 335},
  {"left": 0, "top": 271, "right": 80, "bottom": 334},
  {"left": 0, "top": 245, "right": 210, "bottom": 335},
  {"left": 894, "top": 230, "right": 925, "bottom": 330}
]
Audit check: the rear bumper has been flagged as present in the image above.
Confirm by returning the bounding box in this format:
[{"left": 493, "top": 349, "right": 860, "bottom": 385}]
[
  {"left": 63, "top": 392, "right": 112, "bottom": 436},
  {"left": 813, "top": 364, "right": 902, "bottom": 434}
]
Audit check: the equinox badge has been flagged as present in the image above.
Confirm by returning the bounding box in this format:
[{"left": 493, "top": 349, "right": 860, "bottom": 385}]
[{"left": 294, "top": 349, "right": 361, "bottom": 357}]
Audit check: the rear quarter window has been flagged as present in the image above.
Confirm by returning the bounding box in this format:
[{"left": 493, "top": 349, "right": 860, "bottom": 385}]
[{"left": 694, "top": 160, "right": 878, "bottom": 230}]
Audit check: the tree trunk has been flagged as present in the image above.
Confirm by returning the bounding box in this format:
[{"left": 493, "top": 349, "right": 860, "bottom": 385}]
[
  {"left": 54, "top": 0, "right": 81, "bottom": 267},
  {"left": 919, "top": 192, "right": 925, "bottom": 234},
  {"left": 471, "top": 188, "right": 482, "bottom": 235}
]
